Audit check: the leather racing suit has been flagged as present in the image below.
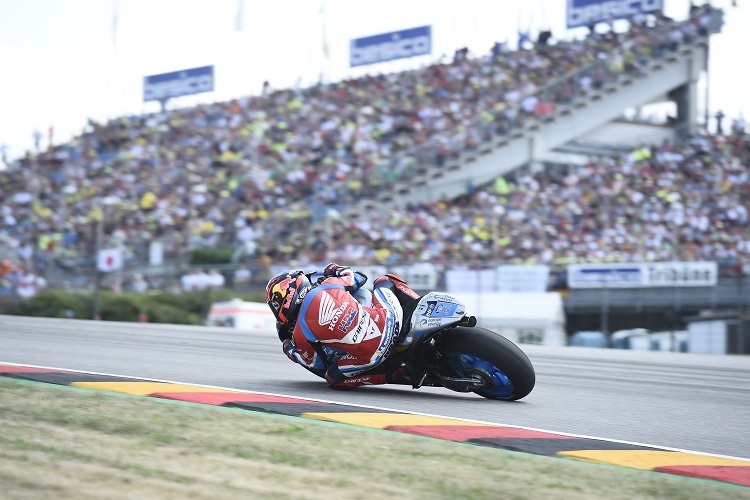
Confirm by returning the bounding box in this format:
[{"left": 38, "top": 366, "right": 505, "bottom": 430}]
[{"left": 282, "top": 266, "right": 420, "bottom": 388}]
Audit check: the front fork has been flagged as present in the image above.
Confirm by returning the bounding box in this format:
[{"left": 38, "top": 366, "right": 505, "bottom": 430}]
[{"left": 387, "top": 317, "right": 482, "bottom": 391}]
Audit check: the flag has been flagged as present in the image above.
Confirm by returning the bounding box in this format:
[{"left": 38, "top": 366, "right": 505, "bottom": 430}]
[
  {"left": 234, "top": 0, "right": 244, "bottom": 32},
  {"left": 517, "top": 3, "right": 533, "bottom": 49},
  {"left": 518, "top": 30, "right": 530, "bottom": 47},
  {"left": 111, "top": 0, "right": 119, "bottom": 53},
  {"left": 33, "top": 130, "right": 41, "bottom": 150},
  {"left": 97, "top": 247, "right": 123, "bottom": 273},
  {"left": 495, "top": 177, "right": 509, "bottom": 195},
  {"left": 320, "top": 4, "right": 329, "bottom": 60}
]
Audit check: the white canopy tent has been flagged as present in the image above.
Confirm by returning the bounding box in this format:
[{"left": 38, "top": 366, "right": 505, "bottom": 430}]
[{"left": 449, "top": 292, "right": 566, "bottom": 346}]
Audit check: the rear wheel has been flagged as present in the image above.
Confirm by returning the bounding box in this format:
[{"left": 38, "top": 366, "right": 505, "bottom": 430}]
[{"left": 437, "top": 327, "right": 535, "bottom": 400}]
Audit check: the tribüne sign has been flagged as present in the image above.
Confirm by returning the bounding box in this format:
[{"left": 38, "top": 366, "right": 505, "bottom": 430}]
[{"left": 568, "top": 261, "right": 718, "bottom": 288}]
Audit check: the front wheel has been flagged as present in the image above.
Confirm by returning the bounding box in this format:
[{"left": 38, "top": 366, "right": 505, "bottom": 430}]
[{"left": 437, "top": 327, "right": 535, "bottom": 400}]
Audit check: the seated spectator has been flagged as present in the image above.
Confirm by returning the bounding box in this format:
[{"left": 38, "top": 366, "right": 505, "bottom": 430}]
[
  {"left": 180, "top": 270, "right": 198, "bottom": 292},
  {"left": 233, "top": 266, "right": 252, "bottom": 286},
  {"left": 0, "top": 259, "right": 12, "bottom": 280},
  {"left": 15, "top": 268, "right": 42, "bottom": 300},
  {"left": 127, "top": 273, "right": 149, "bottom": 294},
  {"left": 207, "top": 269, "right": 225, "bottom": 289}
]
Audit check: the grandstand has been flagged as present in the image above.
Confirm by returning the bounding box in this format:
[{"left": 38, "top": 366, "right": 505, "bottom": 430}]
[
  {"left": 1, "top": 2, "right": 748, "bottom": 349},
  {"left": 352, "top": 5, "right": 723, "bottom": 212}
]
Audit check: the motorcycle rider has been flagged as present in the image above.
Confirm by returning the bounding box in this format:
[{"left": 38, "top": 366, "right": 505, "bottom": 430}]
[{"left": 265, "top": 263, "right": 421, "bottom": 389}]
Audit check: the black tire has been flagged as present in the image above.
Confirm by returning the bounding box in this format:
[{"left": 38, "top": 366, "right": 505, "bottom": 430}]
[{"left": 437, "top": 327, "right": 535, "bottom": 401}]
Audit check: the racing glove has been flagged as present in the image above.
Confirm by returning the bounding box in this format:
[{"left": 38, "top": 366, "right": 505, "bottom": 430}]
[
  {"left": 283, "top": 338, "right": 301, "bottom": 364},
  {"left": 323, "top": 263, "right": 369, "bottom": 291},
  {"left": 284, "top": 339, "right": 328, "bottom": 379},
  {"left": 276, "top": 321, "right": 294, "bottom": 342},
  {"left": 323, "top": 263, "right": 350, "bottom": 277}
]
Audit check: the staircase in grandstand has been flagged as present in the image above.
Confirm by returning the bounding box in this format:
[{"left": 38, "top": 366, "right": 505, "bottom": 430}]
[{"left": 344, "top": 28, "right": 719, "bottom": 217}]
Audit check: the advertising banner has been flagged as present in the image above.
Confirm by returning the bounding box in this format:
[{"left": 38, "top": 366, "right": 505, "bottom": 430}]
[
  {"left": 390, "top": 263, "right": 439, "bottom": 290},
  {"left": 350, "top": 26, "right": 431, "bottom": 67},
  {"left": 496, "top": 265, "right": 550, "bottom": 293},
  {"left": 567, "top": 0, "right": 663, "bottom": 28},
  {"left": 143, "top": 65, "right": 214, "bottom": 103},
  {"left": 149, "top": 241, "right": 163, "bottom": 266},
  {"left": 568, "top": 261, "right": 718, "bottom": 288},
  {"left": 355, "top": 265, "right": 388, "bottom": 290},
  {"left": 445, "top": 269, "right": 496, "bottom": 293}
]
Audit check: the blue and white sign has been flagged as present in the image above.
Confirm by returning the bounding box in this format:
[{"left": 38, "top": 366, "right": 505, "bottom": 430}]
[
  {"left": 568, "top": 263, "right": 642, "bottom": 288},
  {"left": 568, "top": 262, "right": 717, "bottom": 288},
  {"left": 350, "top": 26, "right": 431, "bottom": 67},
  {"left": 143, "top": 65, "right": 214, "bottom": 103},
  {"left": 567, "top": 0, "right": 663, "bottom": 28}
]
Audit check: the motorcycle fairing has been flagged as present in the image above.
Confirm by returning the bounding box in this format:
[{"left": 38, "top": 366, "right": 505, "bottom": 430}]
[{"left": 407, "top": 292, "right": 467, "bottom": 342}]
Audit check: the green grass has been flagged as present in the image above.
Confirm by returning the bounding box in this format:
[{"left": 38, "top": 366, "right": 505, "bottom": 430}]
[{"left": 0, "top": 377, "right": 747, "bottom": 499}]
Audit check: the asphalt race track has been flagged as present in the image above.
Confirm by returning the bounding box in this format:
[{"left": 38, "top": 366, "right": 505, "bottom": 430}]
[{"left": 2, "top": 315, "right": 749, "bottom": 459}]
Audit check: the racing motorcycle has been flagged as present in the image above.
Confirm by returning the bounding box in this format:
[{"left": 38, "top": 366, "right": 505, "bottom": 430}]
[{"left": 380, "top": 291, "right": 535, "bottom": 401}]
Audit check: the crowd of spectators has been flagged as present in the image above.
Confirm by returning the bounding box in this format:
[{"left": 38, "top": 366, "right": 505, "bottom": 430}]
[
  {"left": 0, "top": 4, "right": 727, "bottom": 296},
  {"left": 0, "top": 259, "right": 47, "bottom": 301},
  {"left": 306, "top": 131, "right": 750, "bottom": 278},
  {"left": 180, "top": 269, "right": 226, "bottom": 292}
]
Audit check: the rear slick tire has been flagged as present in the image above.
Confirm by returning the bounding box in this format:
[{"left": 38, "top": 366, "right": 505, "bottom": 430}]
[{"left": 437, "top": 327, "right": 535, "bottom": 401}]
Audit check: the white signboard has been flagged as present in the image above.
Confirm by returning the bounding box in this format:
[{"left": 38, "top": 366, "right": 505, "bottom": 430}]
[
  {"left": 449, "top": 292, "right": 566, "bottom": 346},
  {"left": 446, "top": 269, "right": 496, "bottom": 293},
  {"left": 568, "top": 261, "right": 718, "bottom": 288},
  {"left": 390, "top": 263, "right": 438, "bottom": 289},
  {"left": 496, "top": 265, "right": 549, "bottom": 293},
  {"left": 207, "top": 299, "right": 277, "bottom": 331},
  {"left": 149, "top": 241, "right": 164, "bottom": 266},
  {"left": 355, "top": 265, "right": 387, "bottom": 290}
]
